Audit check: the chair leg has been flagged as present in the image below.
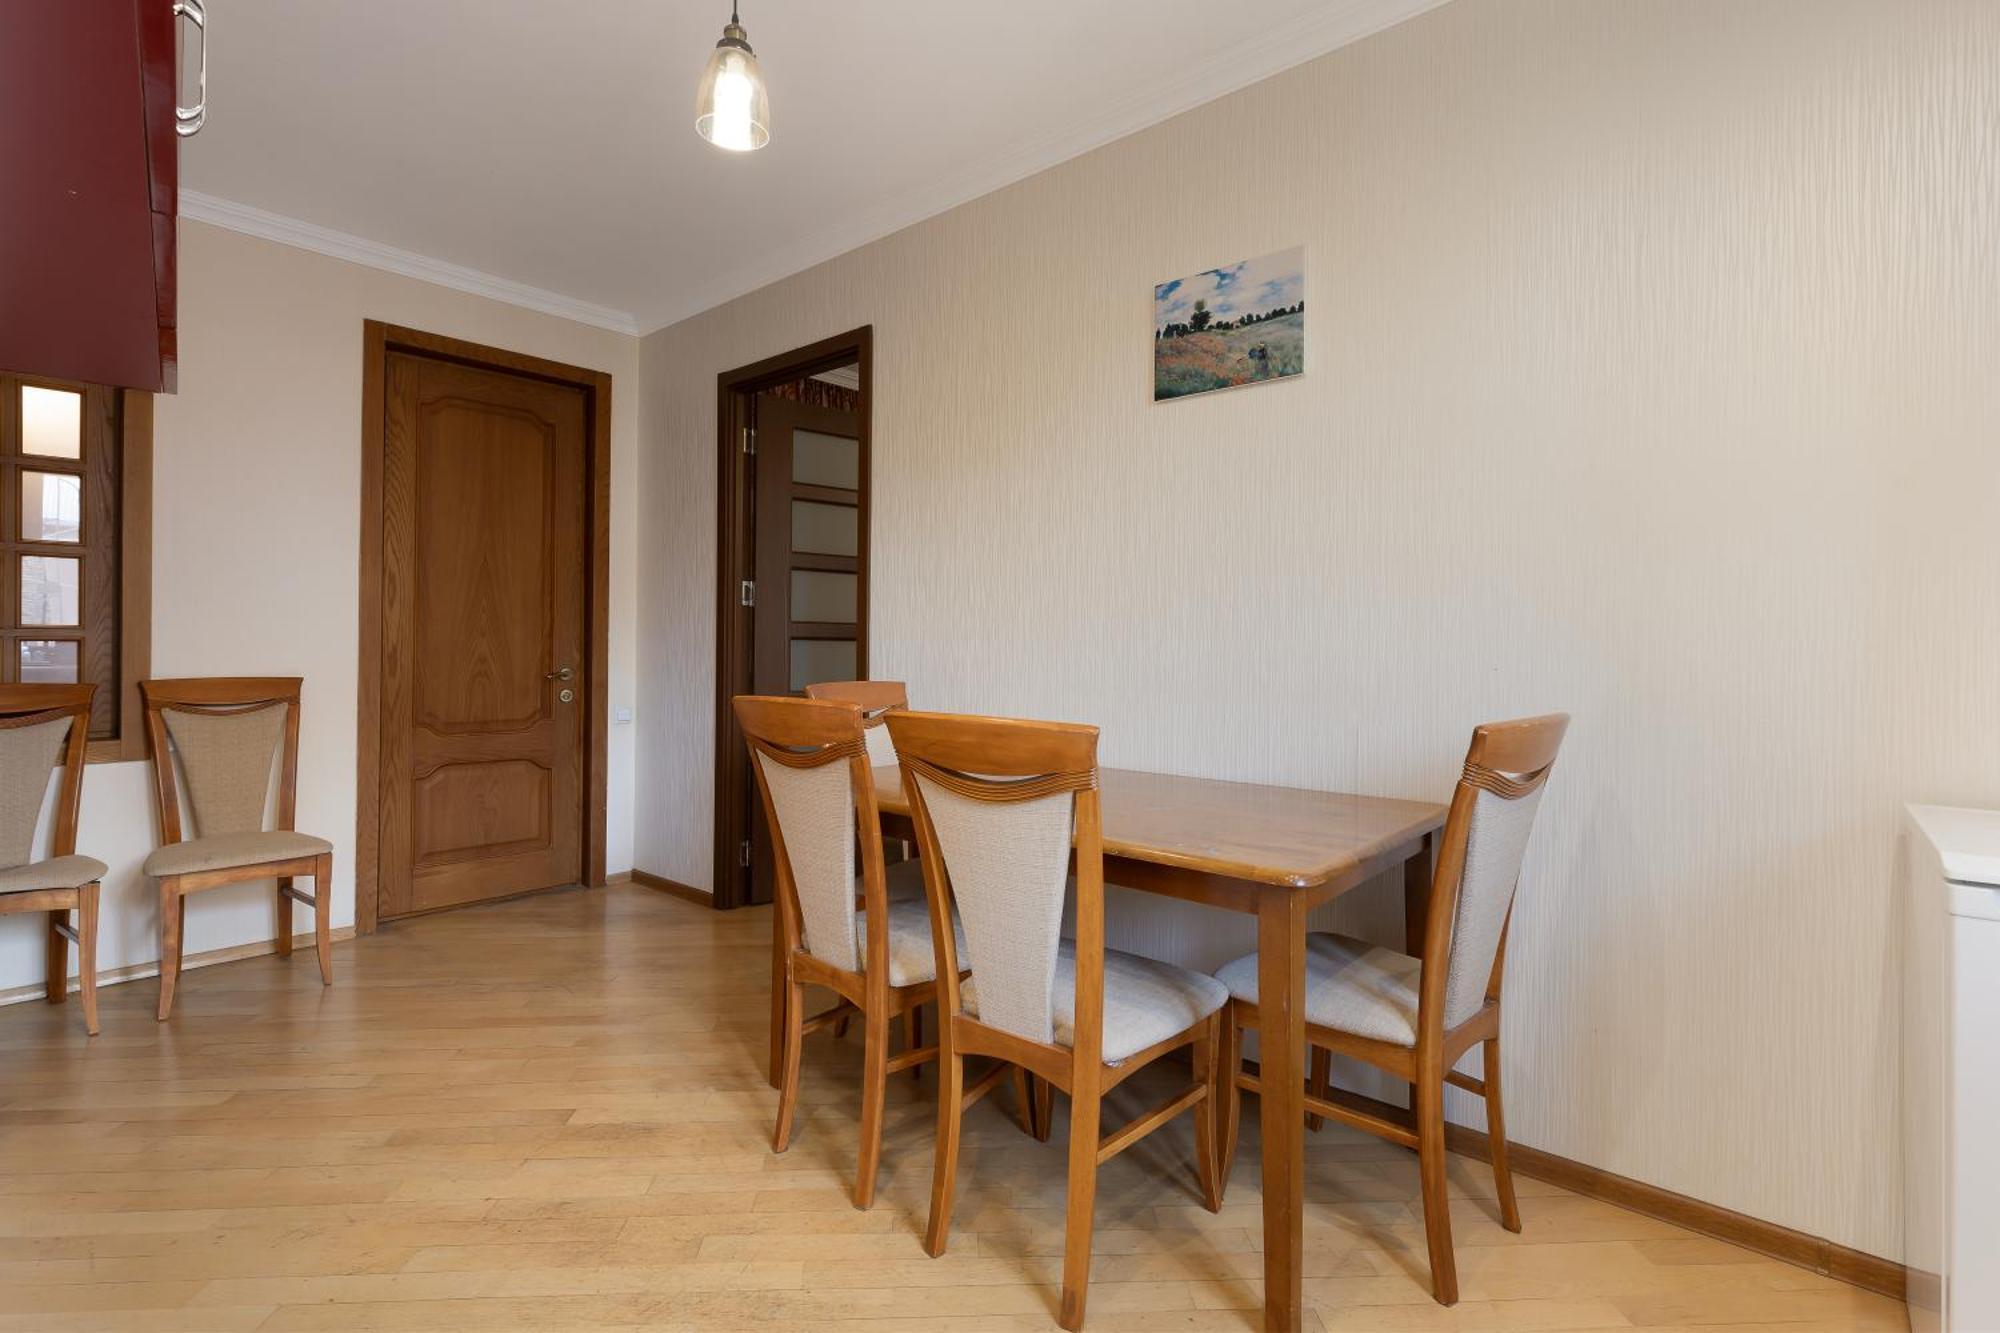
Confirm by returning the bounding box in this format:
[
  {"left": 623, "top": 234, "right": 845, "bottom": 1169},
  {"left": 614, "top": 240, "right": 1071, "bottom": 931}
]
[
  {"left": 1217, "top": 1012, "right": 1241, "bottom": 1191},
  {"left": 274, "top": 876, "right": 294, "bottom": 957},
  {"left": 771, "top": 973, "right": 806, "bottom": 1153},
  {"left": 1032, "top": 1074, "right": 1054, "bottom": 1143},
  {"left": 157, "top": 879, "right": 182, "bottom": 1021},
  {"left": 854, "top": 1002, "right": 889, "bottom": 1210},
  {"left": 1415, "top": 1068, "right": 1459, "bottom": 1305},
  {"left": 1192, "top": 1013, "right": 1223, "bottom": 1212},
  {"left": 1008, "top": 1065, "right": 1036, "bottom": 1137},
  {"left": 77, "top": 883, "right": 99, "bottom": 1036},
  {"left": 905, "top": 1004, "right": 923, "bottom": 1082},
  {"left": 1483, "top": 1035, "right": 1521, "bottom": 1232},
  {"left": 1057, "top": 1073, "right": 1102, "bottom": 1332},
  {"left": 923, "top": 1048, "right": 965, "bottom": 1257},
  {"left": 313, "top": 853, "right": 334, "bottom": 985},
  {"left": 769, "top": 922, "right": 786, "bottom": 1088},
  {"left": 1305, "top": 1044, "right": 1331, "bottom": 1132},
  {"left": 45, "top": 909, "right": 67, "bottom": 1005}
]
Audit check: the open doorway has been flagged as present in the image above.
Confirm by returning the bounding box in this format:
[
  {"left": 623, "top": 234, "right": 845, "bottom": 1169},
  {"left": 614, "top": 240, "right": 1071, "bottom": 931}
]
[{"left": 711, "top": 327, "right": 872, "bottom": 910}]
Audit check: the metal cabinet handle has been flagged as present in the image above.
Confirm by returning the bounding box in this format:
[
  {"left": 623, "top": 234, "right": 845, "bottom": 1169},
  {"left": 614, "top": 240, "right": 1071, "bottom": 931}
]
[
  {"left": 174, "top": 0, "right": 207, "bottom": 137},
  {"left": 544, "top": 666, "right": 574, "bottom": 682}
]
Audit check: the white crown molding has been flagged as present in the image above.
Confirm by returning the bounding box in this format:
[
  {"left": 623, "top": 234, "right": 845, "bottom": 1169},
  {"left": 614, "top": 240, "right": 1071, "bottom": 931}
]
[
  {"left": 636, "top": 0, "right": 1449, "bottom": 332},
  {"left": 179, "top": 190, "right": 642, "bottom": 336}
]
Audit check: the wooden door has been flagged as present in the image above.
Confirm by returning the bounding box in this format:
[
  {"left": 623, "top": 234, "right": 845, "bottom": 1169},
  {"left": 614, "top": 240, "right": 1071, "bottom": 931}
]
[
  {"left": 378, "top": 351, "right": 588, "bottom": 918},
  {"left": 744, "top": 393, "right": 863, "bottom": 904}
]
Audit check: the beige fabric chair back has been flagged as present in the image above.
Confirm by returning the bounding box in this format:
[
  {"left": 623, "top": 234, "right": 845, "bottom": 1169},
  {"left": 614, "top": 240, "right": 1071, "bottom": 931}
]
[
  {"left": 735, "top": 694, "right": 891, "bottom": 977},
  {"left": 161, "top": 705, "right": 286, "bottom": 837},
  {"left": 886, "top": 711, "right": 1099, "bottom": 1051},
  {"left": 140, "top": 679, "right": 304, "bottom": 847},
  {"left": 756, "top": 751, "right": 860, "bottom": 970},
  {"left": 1440, "top": 784, "right": 1545, "bottom": 1027},
  {"left": 0, "top": 717, "right": 71, "bottom": 869},
  {"left": 861, "top": 722, "right": 896, "bottom": 770},
  {"left": 1422, "top": 714, "right": 1570, "bottom": 1031},
  {"left": 0, "top": 685, "right": 95, "bottom": 870}
]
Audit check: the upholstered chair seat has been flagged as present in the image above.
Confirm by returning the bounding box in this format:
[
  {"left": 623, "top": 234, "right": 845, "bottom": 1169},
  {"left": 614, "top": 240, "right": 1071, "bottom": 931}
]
[
  {"left": 0, "top": 854, "right": 110, "bottom": 896},
  {"left": 1214, "top": 932, "right": 1421, "bottom": 1047},
  {"left": 964, "top": 944, "right": 1227, "bottom": 1065},
  {"left": 143, "top": 829, "right": 333, "bottom": 878},
  {"left": 854, "top": 889, "right": 967, "bottom": 988}
]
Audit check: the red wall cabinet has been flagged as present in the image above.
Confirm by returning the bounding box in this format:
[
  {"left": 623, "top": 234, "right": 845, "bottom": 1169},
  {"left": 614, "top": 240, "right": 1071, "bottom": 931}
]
[{"left": 1, "top": 1, "right": 192, "bottom": 393}]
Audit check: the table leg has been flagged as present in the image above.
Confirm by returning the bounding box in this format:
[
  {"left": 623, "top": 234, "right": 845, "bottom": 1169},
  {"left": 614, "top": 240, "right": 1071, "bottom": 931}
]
[
  {"left": 1401, "top": 834, "right": 1435, "bottom": 1111},
  {"left": 1256, "top": 890, "right": 1308, "bottom": 1333},
  {"left": 1403, "top": 831, "right": 1434, "bottom": 956}
]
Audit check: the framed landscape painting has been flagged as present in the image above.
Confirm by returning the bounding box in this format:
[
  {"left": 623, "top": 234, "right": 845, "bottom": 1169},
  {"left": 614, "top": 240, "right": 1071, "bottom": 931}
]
[{"left": 1153, "top": 247, "right": 1304, "bottom": 401}]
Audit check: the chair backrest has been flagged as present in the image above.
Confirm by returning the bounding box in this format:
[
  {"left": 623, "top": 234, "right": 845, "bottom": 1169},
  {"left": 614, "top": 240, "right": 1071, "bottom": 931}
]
[
  {"left": 1419, "top": 713, "right": 1569, "bottom": 1034},
  {"left": 885, "top": 711, "right": 1101, "bottom": 1063},
  {"left": 734, "top": 694, "right": 891, "bottom": 978},
  {"left": 803, "top": 680, "right": 908, "bottom": 770},
  {"left": 0, "top": 684, "right": 94, "bottom": 869},
  {"left": 141, "top": 678, "right": 303, "bottom": 845}
]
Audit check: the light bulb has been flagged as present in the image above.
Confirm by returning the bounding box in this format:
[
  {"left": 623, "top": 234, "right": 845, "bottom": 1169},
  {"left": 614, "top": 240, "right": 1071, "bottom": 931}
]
[{"left": 695, "top": 17, "right": 770, "bottom": 151}]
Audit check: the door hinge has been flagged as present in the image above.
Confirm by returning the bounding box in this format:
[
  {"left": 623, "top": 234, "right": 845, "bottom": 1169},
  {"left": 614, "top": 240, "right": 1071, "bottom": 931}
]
[
  {"left": 739, "top": 839, "right": 752, "bottom": 868},
  {"left": 739, "top": 579, "right": 756, "bottom": 607},
  {"left": 741, "top": 426, "right": 756, "bottom": 455}
]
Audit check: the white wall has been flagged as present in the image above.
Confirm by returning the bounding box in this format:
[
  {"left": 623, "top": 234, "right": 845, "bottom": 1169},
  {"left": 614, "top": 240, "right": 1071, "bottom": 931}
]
[
  {"left": 0, "top": 220, "right": 641, "bottom": 995},
  {"left": 635, "top": 0, "right": 2000, "bottom": 1260}
]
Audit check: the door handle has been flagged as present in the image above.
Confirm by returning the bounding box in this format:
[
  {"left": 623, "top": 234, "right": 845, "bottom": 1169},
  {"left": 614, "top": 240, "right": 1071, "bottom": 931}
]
[
  {"left": 173, "top": 0, "right": 207, "bottom": 137},
  {"left": 545, "top": 666, "right": 574, "bottom": 681}
]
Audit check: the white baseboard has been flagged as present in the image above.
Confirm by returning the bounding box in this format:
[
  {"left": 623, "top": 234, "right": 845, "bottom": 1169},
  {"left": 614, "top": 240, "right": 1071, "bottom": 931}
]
[{"left": 0, "top": 927, "right": 357, "bottom": 1007}]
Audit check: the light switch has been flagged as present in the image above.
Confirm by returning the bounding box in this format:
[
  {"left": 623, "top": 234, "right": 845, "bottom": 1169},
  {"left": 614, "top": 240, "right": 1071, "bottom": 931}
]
[{"left": 614, "top": 707, "right": 633, "bottom": 724}]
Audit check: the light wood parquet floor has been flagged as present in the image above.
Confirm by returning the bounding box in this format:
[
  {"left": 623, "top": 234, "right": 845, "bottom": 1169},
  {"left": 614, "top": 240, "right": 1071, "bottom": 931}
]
[{"left": 0, "top": 886, "right": 1907, "bottom": 1331}]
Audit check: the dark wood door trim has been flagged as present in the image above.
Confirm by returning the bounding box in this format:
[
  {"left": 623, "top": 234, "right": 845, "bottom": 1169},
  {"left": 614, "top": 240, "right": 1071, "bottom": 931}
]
[
  {"left": 711, "top": 326, "right": 872, "bottom": 910},
  {"left": 356, "top": 320, "right": 612, "bottom": 934}
]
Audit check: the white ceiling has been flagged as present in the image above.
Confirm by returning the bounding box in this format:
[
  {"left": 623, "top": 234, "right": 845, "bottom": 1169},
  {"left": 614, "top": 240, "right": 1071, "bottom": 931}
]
[{"left": 182, "top": 0, "right": 1443, "bottom": 334}]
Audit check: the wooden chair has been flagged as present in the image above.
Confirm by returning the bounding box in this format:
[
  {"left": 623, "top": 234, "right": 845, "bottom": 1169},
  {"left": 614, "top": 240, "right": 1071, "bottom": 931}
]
[
  {"left": 803, "top": 679, "right": 908, "bottom": 771},
  {"left": 737, "top": 693, "right": 985, "bottom": 1209},
  {"left": 886, "top": 710, "right": 1229, "bottom": 1332},
  {"left": 140, "top": 677, "right": 333, "bottom": 1020},
  {"left": 1214, "top": 713, "right": 1570, "bottom": 1305},
  {"left": 0, "top": 684, "right": 103, "bottom": 1035}
]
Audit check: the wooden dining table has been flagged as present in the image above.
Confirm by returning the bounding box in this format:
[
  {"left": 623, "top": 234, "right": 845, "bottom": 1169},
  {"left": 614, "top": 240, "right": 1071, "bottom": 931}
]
[{"left": 770, "top": 762, "right": 1445, "bottom": 1333}]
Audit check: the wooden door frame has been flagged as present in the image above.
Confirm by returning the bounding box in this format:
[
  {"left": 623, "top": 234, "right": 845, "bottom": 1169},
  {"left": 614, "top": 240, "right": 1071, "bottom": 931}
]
[
  {"left": 354, "top": 320, "right": 612, "bottom": 934},
  {"left": 712, "top": 325, "right": 872, "bottom": 910}
]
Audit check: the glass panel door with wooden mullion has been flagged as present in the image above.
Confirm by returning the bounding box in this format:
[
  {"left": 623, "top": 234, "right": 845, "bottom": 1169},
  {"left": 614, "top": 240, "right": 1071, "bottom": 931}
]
[{"left": 748, "top": 390, "right": 864, "bottom": 905}]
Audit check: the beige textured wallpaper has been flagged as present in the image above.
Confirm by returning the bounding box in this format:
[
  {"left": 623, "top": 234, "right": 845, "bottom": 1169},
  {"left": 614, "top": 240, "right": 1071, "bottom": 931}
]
[{"left": 638, "top": 0, "right": 1999, "bottom": 1258}]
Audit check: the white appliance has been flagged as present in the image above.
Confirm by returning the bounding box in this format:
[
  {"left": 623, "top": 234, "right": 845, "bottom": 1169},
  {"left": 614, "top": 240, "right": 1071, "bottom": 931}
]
[{"left": 1904, "top": 805, "right": 2000, "bottom": 1332}]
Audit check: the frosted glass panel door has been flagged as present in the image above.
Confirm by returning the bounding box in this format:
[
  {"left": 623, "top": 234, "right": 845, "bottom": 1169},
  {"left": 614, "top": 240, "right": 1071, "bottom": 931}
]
[
  {"left": 750, "top": 387, "right": 864, "bottom": 704},
  {"left": 744, "top": 377, "right": 867, "bottom": 909}
]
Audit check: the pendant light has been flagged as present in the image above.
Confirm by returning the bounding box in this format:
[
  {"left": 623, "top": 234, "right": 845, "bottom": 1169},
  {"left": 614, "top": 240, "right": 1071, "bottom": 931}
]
[{"left": 694, "top": 3, "right": 770, "bottom": 152}]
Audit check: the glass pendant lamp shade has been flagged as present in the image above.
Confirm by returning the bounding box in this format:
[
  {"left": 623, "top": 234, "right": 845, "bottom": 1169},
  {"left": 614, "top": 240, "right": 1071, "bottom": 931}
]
[{"left": 695, "top": 10, "right": 769, "bottom": 152}]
